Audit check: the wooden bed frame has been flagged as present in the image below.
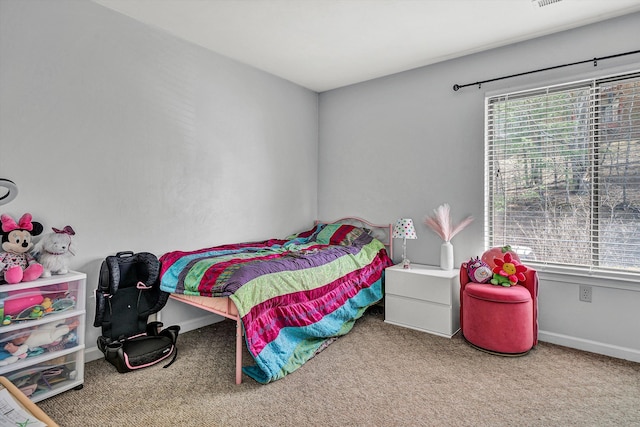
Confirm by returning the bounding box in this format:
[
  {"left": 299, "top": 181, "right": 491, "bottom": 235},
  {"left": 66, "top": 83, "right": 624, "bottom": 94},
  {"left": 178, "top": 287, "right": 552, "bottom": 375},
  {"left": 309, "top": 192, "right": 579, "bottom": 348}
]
[{"left": 168, "top": 217, "right": 393, "bottom": 384}]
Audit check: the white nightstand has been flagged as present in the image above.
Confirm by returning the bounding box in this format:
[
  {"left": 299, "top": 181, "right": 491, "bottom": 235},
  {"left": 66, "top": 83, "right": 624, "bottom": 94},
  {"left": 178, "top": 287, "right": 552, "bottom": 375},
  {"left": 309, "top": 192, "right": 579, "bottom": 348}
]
[{"left": 384, "top": 264, "right": 460, "bottom": 338}]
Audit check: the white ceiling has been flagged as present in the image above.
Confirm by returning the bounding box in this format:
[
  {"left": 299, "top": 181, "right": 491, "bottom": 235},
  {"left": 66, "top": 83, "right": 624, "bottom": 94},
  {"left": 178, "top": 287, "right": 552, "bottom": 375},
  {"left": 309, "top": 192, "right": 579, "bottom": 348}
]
[{"left": 92, "top": 0, "right": 640, "bottom": 92}]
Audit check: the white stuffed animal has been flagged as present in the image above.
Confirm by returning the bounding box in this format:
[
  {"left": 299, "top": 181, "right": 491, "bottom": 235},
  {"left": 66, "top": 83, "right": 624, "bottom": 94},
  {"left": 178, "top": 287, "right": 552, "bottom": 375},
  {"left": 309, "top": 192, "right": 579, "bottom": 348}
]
[
  {"left": 0, "top": 319, "right": 80, "bottom": 366},
  {"left": 33, "top": 226, "right": 76, "bottom": 277}
]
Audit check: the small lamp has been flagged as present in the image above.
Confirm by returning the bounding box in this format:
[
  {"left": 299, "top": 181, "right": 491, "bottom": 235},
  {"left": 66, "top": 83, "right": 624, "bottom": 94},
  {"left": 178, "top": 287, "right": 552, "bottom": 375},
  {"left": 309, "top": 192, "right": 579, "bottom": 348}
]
[{"left": 392, "top": 218, "right": 417, "bottom": 269}]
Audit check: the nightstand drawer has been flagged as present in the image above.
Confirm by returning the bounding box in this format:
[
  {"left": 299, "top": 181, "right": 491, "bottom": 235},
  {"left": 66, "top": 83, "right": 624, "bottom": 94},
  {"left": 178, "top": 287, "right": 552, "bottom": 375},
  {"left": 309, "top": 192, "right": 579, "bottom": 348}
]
[
  {"left": 384, "top": 264, "right": 460, "bottom": 338},
  {"left": 385, "top": 267, "right": 452, "bottom": 305},
  {"left": 385, "top": 295, "right": 454, "bottom": 336}
]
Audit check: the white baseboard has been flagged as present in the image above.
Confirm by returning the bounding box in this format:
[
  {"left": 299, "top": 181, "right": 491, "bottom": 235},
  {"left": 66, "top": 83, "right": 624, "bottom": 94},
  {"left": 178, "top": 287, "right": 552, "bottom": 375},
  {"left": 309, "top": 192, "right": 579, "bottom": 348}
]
[
  {"left": 539, "top": 330, "right": 640, "bottom": 363},
  {"left": 174, "top": 313, "right": 223, "bottom": 334},
  {"left": 85, "top": 347, "right": 104, "bottom": 363},
  {"left": 84, "top": 313, "right": 223, "bottom": 363}
]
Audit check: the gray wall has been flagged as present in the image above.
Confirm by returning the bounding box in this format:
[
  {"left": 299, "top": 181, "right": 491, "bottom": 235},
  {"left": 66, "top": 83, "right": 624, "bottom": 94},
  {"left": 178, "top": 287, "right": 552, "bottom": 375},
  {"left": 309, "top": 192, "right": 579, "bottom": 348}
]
[
  {"left": 319, "top": 12, "right": 640, "bottom": 362},
  {"left": 2, "top": 0, "right": 639, "bottom": 365},
  {"left": 0, "top": 0, "right": 318, "bottom": 361}
]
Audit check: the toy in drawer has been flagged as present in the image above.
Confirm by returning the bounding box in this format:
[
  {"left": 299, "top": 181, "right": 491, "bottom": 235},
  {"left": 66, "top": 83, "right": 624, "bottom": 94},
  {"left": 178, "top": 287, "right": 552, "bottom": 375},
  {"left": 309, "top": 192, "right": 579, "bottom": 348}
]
[
  {"left": 5, "top": 354, "right": 78, "bottom": 399},
  {"left": 0, "top": 317, "right": 81, "bottom": 367},
  {"left": 0, "top": 282, "right": 77, "bottom": 326}
]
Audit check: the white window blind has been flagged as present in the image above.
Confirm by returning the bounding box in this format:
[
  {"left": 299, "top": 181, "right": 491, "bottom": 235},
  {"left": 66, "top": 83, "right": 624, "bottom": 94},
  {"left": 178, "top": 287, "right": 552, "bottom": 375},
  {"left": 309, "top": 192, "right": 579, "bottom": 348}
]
[{"left": 485, "top": 71, "right": 640, "bottom": 272}]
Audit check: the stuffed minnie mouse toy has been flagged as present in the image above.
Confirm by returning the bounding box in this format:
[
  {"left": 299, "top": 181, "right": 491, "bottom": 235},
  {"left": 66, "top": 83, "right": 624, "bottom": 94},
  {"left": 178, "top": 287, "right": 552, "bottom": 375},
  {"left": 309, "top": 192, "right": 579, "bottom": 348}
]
[{"left": 0, "top": 213, "right": 44, "bottom": 284}]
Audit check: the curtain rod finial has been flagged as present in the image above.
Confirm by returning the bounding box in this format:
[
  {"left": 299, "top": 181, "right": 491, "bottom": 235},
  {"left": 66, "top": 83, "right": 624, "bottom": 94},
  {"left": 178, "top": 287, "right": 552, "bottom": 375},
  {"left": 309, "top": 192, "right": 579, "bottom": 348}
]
[{"left": 453, "top": 84, "right": 460, "bottom": 91}]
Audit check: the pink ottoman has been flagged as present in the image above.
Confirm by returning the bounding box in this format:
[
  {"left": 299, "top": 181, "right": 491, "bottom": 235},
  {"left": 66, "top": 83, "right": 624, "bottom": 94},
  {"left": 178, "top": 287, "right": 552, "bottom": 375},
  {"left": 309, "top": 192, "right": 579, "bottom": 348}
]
[{"left": 460, "top": 265, "right": 538, "bottom": 356}]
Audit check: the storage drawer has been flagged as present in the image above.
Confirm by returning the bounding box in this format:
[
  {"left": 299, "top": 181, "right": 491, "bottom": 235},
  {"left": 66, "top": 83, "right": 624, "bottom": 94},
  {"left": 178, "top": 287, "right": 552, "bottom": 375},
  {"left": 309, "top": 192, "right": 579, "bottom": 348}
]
[
  {"left": 0, "top": 316, "right": 82, "bottom": 369},
  {"left": 0, "top": 280, "right": 80, "bottom": 327},
  {"left": 386, "top": 268, "right": 452, "bottom": 305},
  {"left": 4, "top": 353, "right": 80, "bottom": 401},
  {"left": 0, "top": 271, "right": 85, "bottom": 403},
  {"left": 385, "top": 294, "right": 453, "bottom": 336}
]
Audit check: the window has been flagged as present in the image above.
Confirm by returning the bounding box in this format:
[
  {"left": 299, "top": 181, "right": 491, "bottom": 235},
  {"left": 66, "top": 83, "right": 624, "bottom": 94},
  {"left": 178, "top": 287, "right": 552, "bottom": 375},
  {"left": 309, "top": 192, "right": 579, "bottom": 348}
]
[{"left": 486, "top": 72, "right": 640, "bottom": 272}]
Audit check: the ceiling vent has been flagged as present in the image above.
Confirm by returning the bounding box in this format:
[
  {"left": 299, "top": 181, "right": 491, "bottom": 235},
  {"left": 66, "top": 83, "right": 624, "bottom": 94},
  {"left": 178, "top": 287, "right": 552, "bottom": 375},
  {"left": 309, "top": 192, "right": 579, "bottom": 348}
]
[{"left": 532, "top": 0, "right": 563, "bottom": 7}]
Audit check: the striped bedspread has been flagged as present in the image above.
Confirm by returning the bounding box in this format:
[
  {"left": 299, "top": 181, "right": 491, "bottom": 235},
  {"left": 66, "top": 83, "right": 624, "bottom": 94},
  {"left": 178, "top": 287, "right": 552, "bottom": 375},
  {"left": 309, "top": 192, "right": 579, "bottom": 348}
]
[{"left": 159, "top": 225, "right": 392, "bottom": 383}]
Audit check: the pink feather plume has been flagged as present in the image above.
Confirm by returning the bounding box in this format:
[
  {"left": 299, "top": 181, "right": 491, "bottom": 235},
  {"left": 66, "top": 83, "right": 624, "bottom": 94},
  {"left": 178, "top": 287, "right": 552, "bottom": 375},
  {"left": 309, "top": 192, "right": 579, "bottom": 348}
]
[{"left": 424, "top": 203, "right": 473, "bottom": 242}]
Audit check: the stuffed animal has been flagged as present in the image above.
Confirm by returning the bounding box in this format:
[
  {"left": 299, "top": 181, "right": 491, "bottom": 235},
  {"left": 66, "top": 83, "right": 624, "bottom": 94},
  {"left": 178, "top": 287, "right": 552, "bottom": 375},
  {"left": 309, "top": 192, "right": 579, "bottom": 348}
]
[
  {"left": 490, "top": 252, "right": 527, "bottom": 287},
  {"left": 0, "top": 213, "right": 44, "bottom": 284},
  {"left": 33, "top": 226, "right": 76, "bottom": 277},
  {"left": 0, "top": 319, "right": 80, "bottom": 366},
  {"left": 481, "top": 245, "right": 520, "bottom": 270},
  {"left": 466, "top": 256, "right": 492, "bottom": 283}
]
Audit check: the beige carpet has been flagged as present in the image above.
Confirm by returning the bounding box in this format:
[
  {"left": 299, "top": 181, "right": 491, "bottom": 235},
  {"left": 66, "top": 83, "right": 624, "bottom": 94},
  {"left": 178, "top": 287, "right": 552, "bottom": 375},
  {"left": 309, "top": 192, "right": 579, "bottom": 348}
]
[{"left": 38, "top": 311, "right": 640, "bottom": 426}]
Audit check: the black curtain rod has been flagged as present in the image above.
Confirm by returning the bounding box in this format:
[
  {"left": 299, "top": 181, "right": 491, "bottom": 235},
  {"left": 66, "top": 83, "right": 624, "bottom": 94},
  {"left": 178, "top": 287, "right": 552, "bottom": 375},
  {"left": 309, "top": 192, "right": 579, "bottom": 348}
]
[{"left": 452, "top": 49, "right": 640, "bottom": 91}]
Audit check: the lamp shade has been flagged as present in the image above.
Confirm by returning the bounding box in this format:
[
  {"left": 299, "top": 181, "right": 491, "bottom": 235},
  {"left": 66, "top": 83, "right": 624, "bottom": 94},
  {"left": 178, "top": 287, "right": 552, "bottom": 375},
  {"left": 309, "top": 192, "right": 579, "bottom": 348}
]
[{"left": 392, "top": 218, "right": 417, "bottom": 240}]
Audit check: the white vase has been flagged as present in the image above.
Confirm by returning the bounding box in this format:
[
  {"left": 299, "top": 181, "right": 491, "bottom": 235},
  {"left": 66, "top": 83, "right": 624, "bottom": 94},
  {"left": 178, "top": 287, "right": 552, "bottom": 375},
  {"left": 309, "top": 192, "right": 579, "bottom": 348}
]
[{"left": 440, "top": 241, "right": 454, "bottom": 270}]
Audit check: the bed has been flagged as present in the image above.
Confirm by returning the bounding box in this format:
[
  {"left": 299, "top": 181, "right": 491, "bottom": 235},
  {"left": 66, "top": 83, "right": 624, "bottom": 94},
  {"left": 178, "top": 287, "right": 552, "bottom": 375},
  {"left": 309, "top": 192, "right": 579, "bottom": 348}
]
[{"left": 158, "top": 217, "right": 394, "bottom": 384}]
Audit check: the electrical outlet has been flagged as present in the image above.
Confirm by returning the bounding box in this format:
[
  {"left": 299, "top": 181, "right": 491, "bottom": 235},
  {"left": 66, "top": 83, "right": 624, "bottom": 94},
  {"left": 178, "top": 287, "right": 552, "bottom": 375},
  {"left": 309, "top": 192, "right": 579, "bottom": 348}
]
[{"left": 579, "top": 285, "right": 592, "bottom": 303}]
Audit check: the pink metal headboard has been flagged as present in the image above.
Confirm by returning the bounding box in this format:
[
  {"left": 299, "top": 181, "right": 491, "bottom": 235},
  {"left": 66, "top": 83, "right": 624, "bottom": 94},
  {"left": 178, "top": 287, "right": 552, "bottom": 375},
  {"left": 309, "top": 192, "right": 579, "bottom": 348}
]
[{"left": 314, "top": 217, "right": 393, "bottom": 259}]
